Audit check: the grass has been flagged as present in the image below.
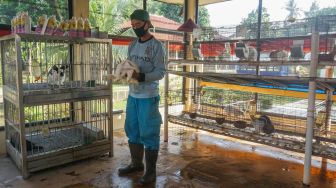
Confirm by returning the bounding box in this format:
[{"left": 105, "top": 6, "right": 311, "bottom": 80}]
[{"left": 114, "top": 100, "right": 127, "bottom": 111}]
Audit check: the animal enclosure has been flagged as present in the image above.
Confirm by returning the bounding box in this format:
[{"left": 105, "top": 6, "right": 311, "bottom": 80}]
[{"left": 0, "top": 34, "right": 113, "bottom": 178}]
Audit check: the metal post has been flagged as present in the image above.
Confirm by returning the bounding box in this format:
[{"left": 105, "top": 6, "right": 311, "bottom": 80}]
[
  {"left": 164, "top": 42, "right": 169, "bottom": 142},
  {"left": 108, "top": 41, "right": 113, "bottom": 157},
  {"left": 256, "top": 0, "right": 262, "bottom": 75},
  {"left": 325, "top": 89, "right": 333, "bottom": 132},
  {"left": 15, "top": 36, "right": 29, "bottom": 178},
  {"left": 303, "top": 24, "right": 319, "bottom": 186},
  {"left": 182, "top": 0, "right": 188, "bottom": 103},
  {"left": 143, "top": 0, "right": 147, "bottom": 10},
  {"left": 68, "top": 0, "right": 73, "bottom": 19},
  {"left": 256, "top": 0, "right": 262, "bottom": 61},
  {"left": 195, "top": 0, "right": 199, "bottom": 24},
  {"left": 325, "top": 62, "right": 334, "bottom": 133}
]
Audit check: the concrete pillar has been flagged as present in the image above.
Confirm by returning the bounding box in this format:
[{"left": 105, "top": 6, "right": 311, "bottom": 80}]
[{"left": 303, "top": 28, "right": 319, "bottom": 186}]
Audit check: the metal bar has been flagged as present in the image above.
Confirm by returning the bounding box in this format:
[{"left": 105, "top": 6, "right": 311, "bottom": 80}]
[
  {"left": 168, "top": 59, "right": 312, "bottom": 66},
  {"left": 256, "top": 0, "right": 263, "bottom": 75},
  {"left": 195, "top": 0, "right": 199, "bottom": 24},
  {"left": 68, "top": 0, "right": 73, "bottom": 19},
  {"left": 143, "top": 0, "right": 147, "bottom": 10},
  {"left": 0, "top": 40, "right": 8, "bottom": 142},
  {"left": 200, "top": 82, "right": 333, "bottom": 100},
  {"left": 303, "top": 24, "right": 319, "bottom": 186},
  {"left": 164, "top": 41, "right": 169, "bottom": 142},
  {"left": 0, "top": 34, "right": 112, "bottom": 44},
  {"left": 325, "top": 89, "right": 333, "bottom": 132},
  {"left": 15, "top": 35, "right": 29, "bottom": 178},
  {"left": 108, "top": 39, "right": 113, "bottom": 157},
  {"left": 260, "top": 79, "right": 287, "bottom": 87}
]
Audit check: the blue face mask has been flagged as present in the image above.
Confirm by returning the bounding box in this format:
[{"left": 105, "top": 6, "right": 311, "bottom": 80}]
[{"left": 133, "top": 23, "right": 148, "bottom": 38}]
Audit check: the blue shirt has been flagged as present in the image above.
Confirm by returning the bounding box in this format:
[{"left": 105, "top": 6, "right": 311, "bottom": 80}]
[{"left": 127, "top": 37, "right": 166, "bottom": 98}]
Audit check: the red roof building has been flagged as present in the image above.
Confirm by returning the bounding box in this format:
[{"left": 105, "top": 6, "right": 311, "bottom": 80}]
[{"left": 118, "top": 15, "right": 183, "bottom": 42}]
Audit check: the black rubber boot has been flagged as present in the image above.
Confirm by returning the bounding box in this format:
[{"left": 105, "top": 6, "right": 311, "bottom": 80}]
[
  {"left": 139, "top": 150, "right": 158, "bottom": 185},
  {"left": 118, "top": 143, "right": 144, "bottom": 175}
]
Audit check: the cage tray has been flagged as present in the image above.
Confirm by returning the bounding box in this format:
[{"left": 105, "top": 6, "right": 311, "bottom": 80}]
[
  {"left": 25, "top": 123, "right": 105, "bottom": 156},
  {"left": 22, "top": 81, "right": 102, "bottom": 93}
]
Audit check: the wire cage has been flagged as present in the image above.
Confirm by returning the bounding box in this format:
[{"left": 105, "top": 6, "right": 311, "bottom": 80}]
[
  {"left": 7, "top": 98, "right": 110, "bottom": 152},
  {"left": 1, "top": 34, "right": 112, "bottom": 104},
  {"left": 167, "top": 84, "right": 336, "bottom": 159},
  {"left": 167, "top": 15, "right": 336, "bottom": 78},
  {"left": 0, "top": 34, "right": 113, "bottom": 178}
]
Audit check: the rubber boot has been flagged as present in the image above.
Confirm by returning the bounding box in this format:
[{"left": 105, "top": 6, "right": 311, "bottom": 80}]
[
  {"left": 118, "top": 143, "right": 144, "bottom": 175},
  {"left": 139, "top": 150, "right": 158, "bottom": 185}
]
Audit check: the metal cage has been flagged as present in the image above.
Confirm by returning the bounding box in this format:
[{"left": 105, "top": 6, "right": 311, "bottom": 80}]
[
  {"left": 167, "top": 85, "right": 336, "bottom": 159},
  {"left": 0, "top": 34, "right": 113, "bottom": 178},
  {"left": 164, "top": 15, "right": 336, "bottom": 161}
]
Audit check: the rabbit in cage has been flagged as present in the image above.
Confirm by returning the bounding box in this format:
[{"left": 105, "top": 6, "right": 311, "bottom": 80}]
[
  {"left": 235, "top": 41, "right": 257, "bottom": 61},
  {"left": 104, "top": 59, "right": 140, "bottom": 84},
  {"left": 47, "top": 64, "right": 69, "bottom": 85},
  {"left": 247, "top": 46, "right": 257, "bottom": 61},
  {"left": 269, "top": 50, "right": 288, "bottom": 61}
]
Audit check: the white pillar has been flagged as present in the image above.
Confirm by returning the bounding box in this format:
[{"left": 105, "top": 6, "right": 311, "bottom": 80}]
[{"left": 303, "top": 29, "right": 319, "bottom": 186}]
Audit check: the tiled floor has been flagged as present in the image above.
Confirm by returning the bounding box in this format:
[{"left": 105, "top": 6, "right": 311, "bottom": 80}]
[{"left": 1, "top": 127, "right": 336, "bottom": 188}]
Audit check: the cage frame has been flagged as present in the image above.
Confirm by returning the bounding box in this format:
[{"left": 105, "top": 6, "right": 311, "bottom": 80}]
[
  {"left": 163, "top": 16, "right": 336, "bottom": 162},
  {"left": 0, "top": 33, "right": 113, "bottom": 178}
]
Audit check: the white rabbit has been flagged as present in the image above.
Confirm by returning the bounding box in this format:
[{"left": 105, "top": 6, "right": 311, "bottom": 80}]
[
  {"left": 105, "top": 60, "right": 140, "bottom": 84},
  {"left": 247, "top": 46, "right": 257, "bottom": 61}
]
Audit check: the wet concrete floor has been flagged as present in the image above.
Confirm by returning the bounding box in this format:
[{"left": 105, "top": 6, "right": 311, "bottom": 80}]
[{"left": 1, "top": 127, "right": 336, "bottom": 188}]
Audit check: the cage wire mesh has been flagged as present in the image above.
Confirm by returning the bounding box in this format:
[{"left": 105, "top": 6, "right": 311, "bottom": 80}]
[
  {"left": 166, "top": 77, "right": 336, "bottom": 157},
  {"left": 7, "top": 98, "right": 110, "bottom": 156},
  {"left": 0, "top": 34, "right": 113, "bottom": 176},
  {"left": 168, "top": 15, "right": 336, "bottom": 78},
  {"left": 0, "top": 37, "right": 111, "bottom": 97},
  {"left": 17, "top": 38, "right": 111, "bottom": 92}
]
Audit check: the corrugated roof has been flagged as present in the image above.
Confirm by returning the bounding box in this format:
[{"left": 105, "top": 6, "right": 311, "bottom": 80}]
[{"left": 153, "top": 0, "right": 231, "bottom": 6}]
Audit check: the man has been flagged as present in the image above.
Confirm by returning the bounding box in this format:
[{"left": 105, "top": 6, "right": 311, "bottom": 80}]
[{"left": 118, "top": 9, "right": 166, "bottom": 185}]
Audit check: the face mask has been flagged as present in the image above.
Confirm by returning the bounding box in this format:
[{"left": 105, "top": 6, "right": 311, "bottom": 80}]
[{"left": 133, "top": 23, "right": 148, "bottom": 38}]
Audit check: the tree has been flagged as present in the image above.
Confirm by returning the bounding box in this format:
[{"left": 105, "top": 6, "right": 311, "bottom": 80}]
[
  {"left": 0, "top": 0, "right": 68, "bottom": 25},
  {"left": 240, "top": 7, "right": 270, "bottom": 25},
  {"left": 148, "top": 2, "right": 183, "bottom": 23},
  {"left": 148, "top": 1, "right": 210, "bottom": 27},
  {"left": 303, "top": 1, "right": 336, "bottom": 18},
  {"left": 285, "top": 0, "right": 301, "bottom": 22},
  {"left": 240, "top": 7, "right": 271, "bottom": 38},
  {"left": 198, "top": 7, "right": 210, "bottom": 27},
  {"left": 89, "top": 0, "right": 142, "bottom": 33},
  {"left": 315, "top": 7, "right": 336, "bottom": 16},
  {"left": 304, "top": 1, "right": 320, "bottom": 18}
]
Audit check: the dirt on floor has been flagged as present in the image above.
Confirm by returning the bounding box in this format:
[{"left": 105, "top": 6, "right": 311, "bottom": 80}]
[{"left": 1, "top": 128, "right": 336, "bottom": 188}]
